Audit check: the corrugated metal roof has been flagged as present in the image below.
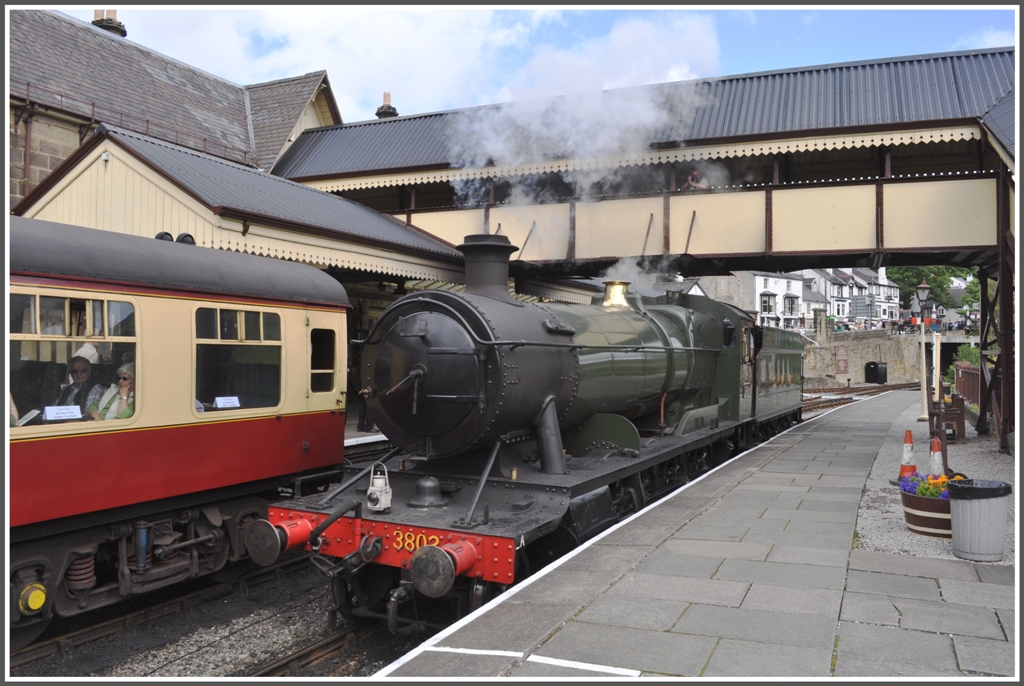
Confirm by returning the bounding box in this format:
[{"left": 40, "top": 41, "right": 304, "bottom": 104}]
[
  {"left": 274, "top": 47, "right": 1014, "bottom": 180},
  {"left": 101, "top": 126, "right": 461, "bottom": 259},
  {"left": 981, "top": 89, "right": 1015, "bottom": 161}
]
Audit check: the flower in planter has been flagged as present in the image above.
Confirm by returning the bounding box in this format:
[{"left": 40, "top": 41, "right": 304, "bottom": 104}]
[{"left": 899, "top": 472, "right": 965, "bottom": 499}]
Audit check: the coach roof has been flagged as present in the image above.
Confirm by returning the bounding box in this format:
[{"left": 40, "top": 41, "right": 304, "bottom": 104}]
[{"left": 10, "top": 216, "right": 350, "bottom": 307}]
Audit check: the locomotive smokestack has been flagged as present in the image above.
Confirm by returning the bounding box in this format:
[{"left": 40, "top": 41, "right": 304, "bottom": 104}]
[
  {"left": 458, "top": 234, "right": 518, "bottom": 300},
  {"left": 602, "top": 280, "right": 631, "bottom": 307}
]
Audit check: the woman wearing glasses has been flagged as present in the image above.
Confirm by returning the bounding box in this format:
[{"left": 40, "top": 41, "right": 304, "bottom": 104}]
[
  {"left": 89, "top": 363, "right": 136, "bottom": 420},
  {"left": 57, "top": 356, "right": 105, "bottom": 416}
]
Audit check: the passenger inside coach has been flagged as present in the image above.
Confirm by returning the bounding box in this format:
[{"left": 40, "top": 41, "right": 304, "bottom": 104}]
[
  {"left": 56, "top": 355, "right": 105, "bottom": 418},
  {"left": 89, "top": 362, "right": 135, "bottom": 420}
]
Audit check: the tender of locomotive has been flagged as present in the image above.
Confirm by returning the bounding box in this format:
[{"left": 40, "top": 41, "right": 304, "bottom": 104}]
[
  {"left": 8, "top": 217, "right": 350, "bottom": 650},
  {"left": 247, "top": 234, "right": 804, "bottom": 634}
]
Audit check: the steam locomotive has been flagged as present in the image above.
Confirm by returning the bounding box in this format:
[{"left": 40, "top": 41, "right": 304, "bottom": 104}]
[{"left": 246, "top": 234, "right": 804, "bottom": 634}]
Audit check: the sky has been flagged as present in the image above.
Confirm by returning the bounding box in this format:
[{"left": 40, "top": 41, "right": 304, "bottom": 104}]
[{"left": 44, "top": 6, "right": 1016, "bottom": 124}]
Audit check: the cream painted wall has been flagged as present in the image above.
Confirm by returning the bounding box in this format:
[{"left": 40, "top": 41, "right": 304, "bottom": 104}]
[
  {"left": 25, "top": 143, "right": 219, "bottom": 245},
  {"left": 490, "top": 203, "right": 570, "bottom": 261},
  {"left": 575, "top": 197, "right": 663, "bottom": 259},
  {"left": 670, "top": 191, "right": 765, "bottom": 255},
  {"left": 772, "top": 185, "right": 876, "bottom": 252},
  {"left": 884, "top": 178, "right": 997, "bottom": 248},
  {"left": 408, "top": 209, "right": 486, "bottom": 246}
]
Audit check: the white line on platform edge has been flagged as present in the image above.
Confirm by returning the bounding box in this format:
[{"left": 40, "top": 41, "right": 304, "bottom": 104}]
[{"left": 525, "top": 654, "right": 642, "bottom": 677}]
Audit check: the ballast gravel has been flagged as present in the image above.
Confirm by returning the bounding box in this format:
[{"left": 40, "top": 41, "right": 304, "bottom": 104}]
[{"left": 854, "top": 392, "right": 1015, "bottom": 565}]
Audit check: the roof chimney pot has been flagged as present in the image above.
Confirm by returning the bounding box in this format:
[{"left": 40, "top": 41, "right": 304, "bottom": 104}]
[
  {"left": 92, "top": 9, "right": 127, "bottom": 37},
  {"left": 375, "top": 92, "right": 398, "bottom": 119}
]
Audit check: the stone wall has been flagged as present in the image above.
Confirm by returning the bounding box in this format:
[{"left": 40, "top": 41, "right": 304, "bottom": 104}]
[
  {"left": 803, "top": 307, "right": 923, "bottom": 387},
  {"left": 9, "top": 108, "right": 92, "bottom": 206}
]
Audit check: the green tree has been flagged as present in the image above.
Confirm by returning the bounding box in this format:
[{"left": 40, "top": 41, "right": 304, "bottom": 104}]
[{"left": 887, "top": 266, "right": 973, "bottom": 310}]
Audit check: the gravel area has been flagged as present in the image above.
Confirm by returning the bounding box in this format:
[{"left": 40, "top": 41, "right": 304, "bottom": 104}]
[
  {"left": 856, "top": 391, "right": 1016, "bottom": 565},
  {"left": 12, "top": 555, "right": 425, "bottom": 678}
]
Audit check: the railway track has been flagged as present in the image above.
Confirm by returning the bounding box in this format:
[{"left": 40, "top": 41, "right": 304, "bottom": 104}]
[
  {"left": 9, "top": 553, "right": 313, "bottom": 669},
  {"left": 248, "top": 622, "right": 386, "bottom": 676},
  {"left": 802, "top": 383, "right": 920, "bottom": 415}
]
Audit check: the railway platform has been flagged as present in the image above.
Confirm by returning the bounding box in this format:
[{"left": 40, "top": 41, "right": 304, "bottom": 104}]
[{"left": 376, "top": 391, "right": 1016, "bottom": 678}]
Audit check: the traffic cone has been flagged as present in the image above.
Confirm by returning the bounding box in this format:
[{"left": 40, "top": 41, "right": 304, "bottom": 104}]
[
  {"left": 928, "top": 437, "right": 944, "bottom": 476},
  {"left": 898, "top": 430, "right": 916, "bottom": 480}
]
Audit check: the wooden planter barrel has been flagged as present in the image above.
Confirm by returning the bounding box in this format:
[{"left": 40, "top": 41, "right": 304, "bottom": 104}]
[{"left": 901, "top": 491, "right": 952, "bottom": 538}]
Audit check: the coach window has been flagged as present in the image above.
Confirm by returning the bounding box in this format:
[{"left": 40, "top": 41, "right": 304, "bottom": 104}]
[
  {"left": 195, "top": 307, "right": 281, "bottom": 411},
  {"left": 9, "top": 292, "right": 137, "bottom": 427},
  {"left": 310, "top": 329, "right": 336, "bottom": 392}
]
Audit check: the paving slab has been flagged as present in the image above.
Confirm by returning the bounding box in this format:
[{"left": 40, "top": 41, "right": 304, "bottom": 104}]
[
  {"left": 658, "top": 537, "right": 772, "bottom": 560},
  {"left": 839, "top": 591, "right": 901, "bottom": 626},
  {"left": 441, "top": 600, "right": 581, "bottom": 653},
  {"left": 388, "top": 650, "right": 518, "bottom": 678},
  {"left": 973, "top": 563, "right": 1015, "bottom": 585},
  {"left": 784, "top": 519, "right": 856, "bottom": 536},
  {"left": 938, "top": 578, "right": 1016, "bottom": 609},
  {"left": 701, "top": 638, "right": 833, "bottom": 677},
  {"left": 849, "top": 549, "right": 979, "bottom": 581},
  {"left": 740, "top": 527, "right": 854, "bottom": 550},
  {"left": 511, "top": 568, "right": 619, "bottom": 606},
  {"left": 739, "top": 583, "right": 843, "bottom": 616},
  {"left": 606, "top": 571, "right": 750, "bottom": 607},
  {"left": 846, "top": 569, "right": 941, "bottom": 600},
  {"left": 952, "top": 635, "right": 1016, "bottom": 676},
  {"left": 761, "top": 507, "right": 857, "bottom": 523},
  {"left": 714, "top": 558, "right": 847, "bottom": 590},
  {"left": 765, "top": 545, "right": 849, "bottom": 568},
  {"left": 574, "top": 592, "right": 689, "bottom": 631},
  {"left": 892, "top": 597, "right": 1005, "bottom": 639},
  {"left": 560, "top": 543, "right": 653, "bottom": 573},
  {"left": 670, "top": 603, "right": 837, "bottom": 649},
  {"left": 834, "top": 621, "right": 959, "bottom": 677},
  {"left": 535, "top": 621, "right": 717, "bottom": 677},
  {"left": 632, "top": 549, "right": 723, "bottom": 578},
  {"left": 669, "top": 523, "right": 748, "bottom": 542}
]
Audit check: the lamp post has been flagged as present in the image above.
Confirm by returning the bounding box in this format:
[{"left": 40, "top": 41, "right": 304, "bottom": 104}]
[{"left": 917, "top": 280, "right": 931, "bottom": 421}]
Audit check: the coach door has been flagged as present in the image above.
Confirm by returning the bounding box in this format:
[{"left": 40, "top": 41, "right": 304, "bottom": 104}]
[{"left": 301, "top": 310, "right": 346, "bottom": 470}]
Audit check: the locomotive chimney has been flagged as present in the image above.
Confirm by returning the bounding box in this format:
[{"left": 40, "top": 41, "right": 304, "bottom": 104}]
[
  {"left": 602, "top": 280, "right": 631, "bottom": 307},
  {"left": 458, "top": 234, "right": 519, "bottom": 300}
]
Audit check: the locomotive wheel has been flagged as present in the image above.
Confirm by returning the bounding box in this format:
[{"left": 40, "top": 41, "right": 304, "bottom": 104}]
[{"left": 10, "top": 618, "right": 51, "bottom": 652}]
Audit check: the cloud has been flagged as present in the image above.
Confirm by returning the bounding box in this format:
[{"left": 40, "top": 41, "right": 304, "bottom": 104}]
[
  {"left": 55, "top": 8, "right": 720, "bottom": 122},
  {"left": 951, "top": 27, "right": 1015, "bottom": 50}
]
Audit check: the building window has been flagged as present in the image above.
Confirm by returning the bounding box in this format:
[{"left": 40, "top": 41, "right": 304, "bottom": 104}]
[
  {"left": 784, "top": 297, "right": 799, "bottom": 316},
  {"left": 763, "top": 277, "right": 769, "bottom": 289},
  {"left": 760, "top": 294, "right": 776, "bottom": 314}
]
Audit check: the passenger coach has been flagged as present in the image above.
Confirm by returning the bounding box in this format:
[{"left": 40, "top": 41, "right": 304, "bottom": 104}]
[{"left": 8, "top": 217, "right": 350, "bottom": 649}]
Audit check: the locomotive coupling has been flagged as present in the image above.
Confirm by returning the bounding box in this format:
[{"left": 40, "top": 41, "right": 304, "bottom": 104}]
[
  {"left": 244, "top": 516, "right": 315, "bottom": 567},
  {"left": 409, "top": 541, "right": 479, "bottom": 598}
]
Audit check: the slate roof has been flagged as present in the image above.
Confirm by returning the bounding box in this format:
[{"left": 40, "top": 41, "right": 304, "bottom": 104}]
[
  {"left": 246, "top": 72, "right": 336, "bottom": 171},
  {"left": 9, "top": 10, "right": 338, "bottom": 170},
  {"left": 92, "top": 125, "right": 461, "bottom": 259},
  {"left": 273, "top": 47, "right": 1015, "bottom": 180}
]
